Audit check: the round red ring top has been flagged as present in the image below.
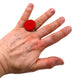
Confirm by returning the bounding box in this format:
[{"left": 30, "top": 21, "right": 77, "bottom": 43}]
[{"left": 24, "top": 20, "right": 36, "bottom": 31}]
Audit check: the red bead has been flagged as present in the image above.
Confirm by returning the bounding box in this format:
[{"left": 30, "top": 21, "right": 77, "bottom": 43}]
[{"left": 24, "top": 20, "right": 36, "bottom": 31}]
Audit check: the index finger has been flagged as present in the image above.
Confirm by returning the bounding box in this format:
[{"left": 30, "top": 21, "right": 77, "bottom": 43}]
[{"left": 16, "top": 3, "right": 34, "bottom": 27}]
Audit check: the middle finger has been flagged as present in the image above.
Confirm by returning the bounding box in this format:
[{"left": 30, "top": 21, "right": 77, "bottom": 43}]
[{"left": 35, "top": 8, "right": 55, "bottom": 30}]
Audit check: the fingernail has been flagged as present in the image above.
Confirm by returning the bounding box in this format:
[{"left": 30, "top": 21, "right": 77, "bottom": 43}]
[
  {"left": 67, "top": 26, "right": 72, "bottom": 32},
  {"left": 59, "top": 17, "right": 65, "bottom": 23},
  {"left": 49, "top": 8, "right": 55, "bottom": 14},
  {"left": 28, "top": 3, "right": 33, "bottom": 8},
  {"left": 55, "top": 59, "right": 64, "bottom": 65},
  {"left": 65, "top": 26, "right": 72, "bottom": 33}
]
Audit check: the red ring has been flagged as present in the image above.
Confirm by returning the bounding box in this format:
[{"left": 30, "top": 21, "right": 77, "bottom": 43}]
[{"left": 24, "top": 20, "right": 36, "bottom": 31}]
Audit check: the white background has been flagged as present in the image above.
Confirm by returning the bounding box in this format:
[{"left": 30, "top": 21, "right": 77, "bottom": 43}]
[{"left": 0, "top": 0, "right": 79, "bottom": 80}]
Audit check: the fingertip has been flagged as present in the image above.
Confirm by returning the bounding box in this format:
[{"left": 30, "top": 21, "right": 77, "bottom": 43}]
[
  {"left": 64, "top": 26, "right": 72, "bottom": 34},
  {"left": 28, "top": 3, "right": 34, "bottom": 8},
  {"left": 59, "top": 16, "right": 65, "bottom": 23},
  {"left": 55, "top": 57, "right": 64, "bottom": 65},
  {"left": 49, "top": 8, "right": 55, "bottom": 14},
  {"left": 51, "top": 56, "right": 64, "bottom": 66},
  {"left": 45, "top": 56, "right": 64, "bottom": 68},
  {"left": 66, "top": 26, "right": 72, "bottom": 32}
]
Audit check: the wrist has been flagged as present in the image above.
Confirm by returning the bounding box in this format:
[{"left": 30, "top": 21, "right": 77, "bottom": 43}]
[
  {"left": 0, "top": 63, "right": 5, "bottom": 77},
  {"left": 0, "top": 50, "right": 9, "bottom": 77},
  {"left": 0, "top": 54, "right": 6, "bottom": 77}
]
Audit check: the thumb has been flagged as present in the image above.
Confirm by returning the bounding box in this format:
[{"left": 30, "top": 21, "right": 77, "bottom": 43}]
[{"left": 34, "top": 56, "right": 64, "bottom": 70}]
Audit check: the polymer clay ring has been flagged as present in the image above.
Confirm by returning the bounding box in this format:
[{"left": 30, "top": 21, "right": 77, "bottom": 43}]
[{"left": 24, "top": 20, "right": 36, "bottom": 31}]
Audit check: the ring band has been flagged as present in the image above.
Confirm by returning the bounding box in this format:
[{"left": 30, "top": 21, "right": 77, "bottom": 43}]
[{"left": 24, "top": 20, "right": 36, "bottom": 31}]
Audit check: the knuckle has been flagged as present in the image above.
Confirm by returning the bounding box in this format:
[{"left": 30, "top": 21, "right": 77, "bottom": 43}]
[
  {"left": 54, "top": 19, "right": 61, "bottom": 27},
  {"left": 25, "top": 7, "right": 32, "bottom": 12},
  {"left": 51, "top": 34, "right": 59, "bottom": 43},
  {"left": 45, "top": 11, "right": 51, "bottom": 18},
  {"left": 35, "top": 19, "right": 43, "bottom": 27},
  {"left": 45, "top": 25, "right": 53, "bottom": 33},
  {"left": 32, "top": 41, "right": 42, "bottom": 50},
  {"left": 46, "top": 59, "right": 54, "bottom": 69},
  {"left": 17, "top": 20, "right": 24, "bottom": 26},
  {"left": 60, "top": 29, "right": 67, "bottom": 36}
]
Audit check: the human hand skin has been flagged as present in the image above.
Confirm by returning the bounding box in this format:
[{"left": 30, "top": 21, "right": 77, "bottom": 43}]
[{"left": 0, "top": 3, "right": 72, "bottom": 77}]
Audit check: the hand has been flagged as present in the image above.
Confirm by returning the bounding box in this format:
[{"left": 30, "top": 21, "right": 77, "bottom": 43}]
[{"left": 0, "top": 3, "right": 72, "bottom": 76}]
